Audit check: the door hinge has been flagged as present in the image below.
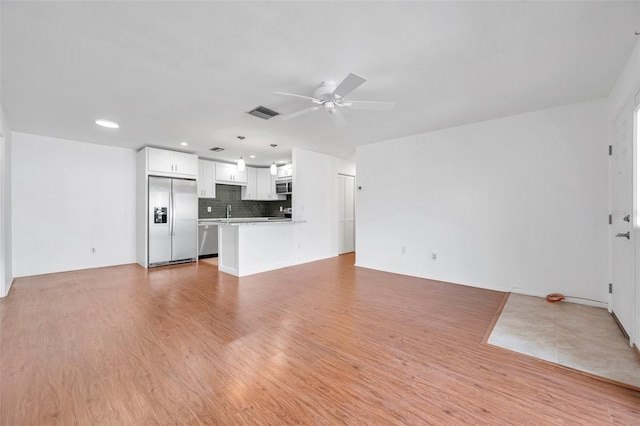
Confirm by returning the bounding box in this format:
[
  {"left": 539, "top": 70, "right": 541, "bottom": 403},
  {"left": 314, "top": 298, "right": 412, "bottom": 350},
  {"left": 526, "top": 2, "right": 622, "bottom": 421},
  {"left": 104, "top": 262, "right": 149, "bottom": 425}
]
[
  {"left": 609, "top": 145, "right": 612, "bottom": 155},
  {"left": 609, "top": 283, "right": 613, "bottom": 294},
  {"left": 609, "top": 214, "right": 612, "bottom": 224}
]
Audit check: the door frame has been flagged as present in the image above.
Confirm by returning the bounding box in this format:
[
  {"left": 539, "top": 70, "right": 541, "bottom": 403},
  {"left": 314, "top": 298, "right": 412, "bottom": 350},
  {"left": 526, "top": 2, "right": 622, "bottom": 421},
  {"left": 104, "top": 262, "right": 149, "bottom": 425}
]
[
  {"left": 609, "top": 95, "right": 638, "bottom": 348},
  {"left": 337, "top": 173, "right": 356, "bottom": 255},
  {"left": 633, "top": 90, "right": 640, "bottom": 350}
]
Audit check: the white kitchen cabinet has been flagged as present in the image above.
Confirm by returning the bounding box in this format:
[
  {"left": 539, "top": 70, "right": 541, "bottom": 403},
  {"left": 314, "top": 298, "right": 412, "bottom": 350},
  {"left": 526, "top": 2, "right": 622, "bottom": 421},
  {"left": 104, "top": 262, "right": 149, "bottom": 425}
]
[
  {"left": 256, "top": 168, "right": 272, "bottom": 200},
  {"left": 216, "top": 162, "right": 247, "bottom": 185},
  {"left": 241, "top": 167, "right": 258, "bottom": 199},
  {"left": 242, "top": 167, "right": 282, "bottom": 200},
  {"left": 198, "top": 160, "right": 216, "bottom": 198},
  {"left": 276, "top": 164, "right": 293, "bottom": 179},
  {"left": 146, "top": 147, "right": 198, "bottom": 177}
]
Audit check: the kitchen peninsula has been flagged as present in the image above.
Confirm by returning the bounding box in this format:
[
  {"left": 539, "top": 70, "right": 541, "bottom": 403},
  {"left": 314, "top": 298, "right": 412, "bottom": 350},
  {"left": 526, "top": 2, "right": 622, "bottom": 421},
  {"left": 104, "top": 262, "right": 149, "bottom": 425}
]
[{"left": 217, "top": 219, "right": 304, "bottom": 277}]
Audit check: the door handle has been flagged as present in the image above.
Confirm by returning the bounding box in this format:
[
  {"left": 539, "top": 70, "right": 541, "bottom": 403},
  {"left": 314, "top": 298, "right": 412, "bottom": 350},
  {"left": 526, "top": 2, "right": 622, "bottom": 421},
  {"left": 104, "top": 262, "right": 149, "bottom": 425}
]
[
  {"left": 170, "top": 191, "right": 175, "bottom": 236},
  {"left": 616, "top": 232, "right": 630, "bottom": 239}
]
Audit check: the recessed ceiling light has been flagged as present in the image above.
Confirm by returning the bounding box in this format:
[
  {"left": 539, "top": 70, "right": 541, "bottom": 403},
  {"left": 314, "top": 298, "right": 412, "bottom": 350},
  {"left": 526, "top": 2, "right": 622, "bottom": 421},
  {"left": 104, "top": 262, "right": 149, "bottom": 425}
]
[
  {"left": 180, "top": 141, "right": 188, "bottom": 146},
  {"left": 95, "top": 119, "right": 119, "bottom": 129},
  {"left": 250, "top": 155, "right": 256, "bottom": 159}
]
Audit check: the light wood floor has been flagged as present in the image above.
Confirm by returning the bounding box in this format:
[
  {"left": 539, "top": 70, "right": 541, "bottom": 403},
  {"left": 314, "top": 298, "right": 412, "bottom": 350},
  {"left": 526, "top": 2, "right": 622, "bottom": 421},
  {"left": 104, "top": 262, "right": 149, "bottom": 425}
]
[{"left": 1, "top": 254, "right": 639, "bottom": 424}]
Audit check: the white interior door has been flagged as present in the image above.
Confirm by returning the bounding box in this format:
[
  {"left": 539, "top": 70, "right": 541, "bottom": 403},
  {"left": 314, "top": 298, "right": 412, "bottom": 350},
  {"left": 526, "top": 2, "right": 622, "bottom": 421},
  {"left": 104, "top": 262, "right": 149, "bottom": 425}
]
[
  {"left": 610, "top": 100, "right": 634, "bottom": 341},
  {"left": 338, "top": 174, "right": 355, "bottom": 254}
]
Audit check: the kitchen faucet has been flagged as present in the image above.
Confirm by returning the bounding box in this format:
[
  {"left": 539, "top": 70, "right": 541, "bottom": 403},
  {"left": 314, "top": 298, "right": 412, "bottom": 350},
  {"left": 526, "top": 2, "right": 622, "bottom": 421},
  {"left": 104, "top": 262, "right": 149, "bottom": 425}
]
[{"left": 226, "top": 204, "right": 231, "bottom": 219}]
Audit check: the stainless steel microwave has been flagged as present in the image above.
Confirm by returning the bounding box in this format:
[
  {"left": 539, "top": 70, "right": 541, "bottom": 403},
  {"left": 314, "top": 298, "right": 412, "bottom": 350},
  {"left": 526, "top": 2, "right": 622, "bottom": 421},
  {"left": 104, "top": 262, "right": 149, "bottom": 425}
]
[{"left": 276, "top": 179, "right": 292, "bottom": 194}]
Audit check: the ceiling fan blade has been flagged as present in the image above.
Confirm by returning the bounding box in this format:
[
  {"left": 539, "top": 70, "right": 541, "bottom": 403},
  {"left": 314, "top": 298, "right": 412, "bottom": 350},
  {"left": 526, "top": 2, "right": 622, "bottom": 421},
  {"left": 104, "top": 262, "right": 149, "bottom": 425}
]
[
  {"left": 342, "top": 100, "right": 395, "bottom": 111},
  {"left": 274, "top": 91, "right": 321, "bottom": 103},
  {"left": 280, "top": 106, "right": 320, "bottom": 121},
  {"left": 332, "top": 73, "right": 367, "bottom": 99},
  {"left": 329, "top": 109, "right": 346, "bottom": 127}
]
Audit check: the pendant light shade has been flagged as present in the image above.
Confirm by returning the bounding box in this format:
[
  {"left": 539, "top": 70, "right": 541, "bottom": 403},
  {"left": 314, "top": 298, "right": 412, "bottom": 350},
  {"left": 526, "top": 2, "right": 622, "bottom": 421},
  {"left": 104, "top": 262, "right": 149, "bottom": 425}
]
[
  {"left": 269, "top": 143, "right": 278, "bottom": 176},
  {"left": 237, "top": 156, "right": 246, "bottom": 172},
  {"left": 237, "top": 136, "right": 246, "bottom": 171}
]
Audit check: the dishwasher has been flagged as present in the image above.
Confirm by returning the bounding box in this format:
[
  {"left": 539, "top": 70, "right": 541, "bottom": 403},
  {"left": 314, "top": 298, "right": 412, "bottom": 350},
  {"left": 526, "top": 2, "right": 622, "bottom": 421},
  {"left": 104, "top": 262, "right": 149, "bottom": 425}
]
[{"left": 198, "top": 223, "right": 218, "bottom": 258}]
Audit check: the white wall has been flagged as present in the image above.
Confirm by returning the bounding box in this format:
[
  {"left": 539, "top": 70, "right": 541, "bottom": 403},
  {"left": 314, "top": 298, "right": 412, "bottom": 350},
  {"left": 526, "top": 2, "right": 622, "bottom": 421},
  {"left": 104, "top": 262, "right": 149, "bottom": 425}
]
[
  {"left": 0, "top": 107, "right": 13, "bottom": 297},
  {"left": 12, "top": 133, "right": 137, "bottom": 277},
  {"left": 356, "top": 99, "right": 609, "bottom": 304},
  {"left": 607, "top": 39, "right": 640, "bottom": 122},
  {"left": 292, "top": 148, "right": 355, "bottom": 264}
]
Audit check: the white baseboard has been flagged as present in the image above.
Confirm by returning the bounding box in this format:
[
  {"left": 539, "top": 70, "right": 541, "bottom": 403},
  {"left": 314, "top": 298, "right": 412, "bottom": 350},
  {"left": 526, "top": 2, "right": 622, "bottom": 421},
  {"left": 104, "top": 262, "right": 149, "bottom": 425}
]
[
  {"left": 1, "top": 275, "right": 14, "bottom": 298},
  {"left": 353, "top": 262, "right": 608, "bottom": 309}
]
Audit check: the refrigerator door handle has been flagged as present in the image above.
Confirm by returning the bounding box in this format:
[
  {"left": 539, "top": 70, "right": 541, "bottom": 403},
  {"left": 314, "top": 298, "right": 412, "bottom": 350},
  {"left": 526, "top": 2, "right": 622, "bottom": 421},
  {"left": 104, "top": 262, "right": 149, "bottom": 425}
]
[
  {"left": 169, "top": 190, "right": 171, "bottom": 236},
  {"left": 169, "top": 190, "right": 176, "bottom": 236}
]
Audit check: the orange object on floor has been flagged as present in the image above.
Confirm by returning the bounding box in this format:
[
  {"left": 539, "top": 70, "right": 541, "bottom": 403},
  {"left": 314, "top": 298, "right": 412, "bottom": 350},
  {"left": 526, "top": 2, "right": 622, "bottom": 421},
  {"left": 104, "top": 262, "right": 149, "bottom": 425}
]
[{"left": 546, "top": 293, "right": 565, "bottom": 302}]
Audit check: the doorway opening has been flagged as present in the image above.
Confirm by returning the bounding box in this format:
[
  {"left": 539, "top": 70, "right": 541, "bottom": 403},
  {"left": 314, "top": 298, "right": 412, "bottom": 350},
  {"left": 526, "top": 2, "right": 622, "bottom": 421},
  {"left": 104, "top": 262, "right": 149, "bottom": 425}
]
[{"left": 337, "top": 174, "right": 355, "bottom": 254}]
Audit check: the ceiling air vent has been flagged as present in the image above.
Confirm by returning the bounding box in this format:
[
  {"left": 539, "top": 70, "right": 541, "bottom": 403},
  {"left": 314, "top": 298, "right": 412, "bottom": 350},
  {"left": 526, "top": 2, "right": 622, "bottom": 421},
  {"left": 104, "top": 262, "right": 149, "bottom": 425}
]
[
  {"left": 247, "top": 105, "right": 280, "bottom": 120},
  {"left": 209, "top": 147, "right": 225, "bottom": 152}
]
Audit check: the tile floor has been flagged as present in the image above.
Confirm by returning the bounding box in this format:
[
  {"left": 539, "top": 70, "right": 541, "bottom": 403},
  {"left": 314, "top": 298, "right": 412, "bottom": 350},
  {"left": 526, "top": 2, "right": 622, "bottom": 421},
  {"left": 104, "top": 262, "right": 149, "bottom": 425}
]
[{"left": 488, "top": 294, "right": 640, "bottom": 388}]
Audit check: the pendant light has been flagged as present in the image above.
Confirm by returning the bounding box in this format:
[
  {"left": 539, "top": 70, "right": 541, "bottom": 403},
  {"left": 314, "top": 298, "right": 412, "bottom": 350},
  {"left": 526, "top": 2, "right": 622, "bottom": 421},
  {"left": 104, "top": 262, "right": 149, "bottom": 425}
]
[
  {"left": 270, "top": 144, "right": 278, "bottom": 176},
  {"left": 237, "top": 136, "right": 246, "bottom": 172}
]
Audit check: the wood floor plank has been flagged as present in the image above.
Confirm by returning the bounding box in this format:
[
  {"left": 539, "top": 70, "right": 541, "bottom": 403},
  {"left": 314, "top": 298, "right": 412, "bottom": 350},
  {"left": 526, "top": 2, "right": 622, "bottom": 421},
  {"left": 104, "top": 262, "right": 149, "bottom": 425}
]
[{"left": 1, "top": 254, "right": 639, "bottom": 425}]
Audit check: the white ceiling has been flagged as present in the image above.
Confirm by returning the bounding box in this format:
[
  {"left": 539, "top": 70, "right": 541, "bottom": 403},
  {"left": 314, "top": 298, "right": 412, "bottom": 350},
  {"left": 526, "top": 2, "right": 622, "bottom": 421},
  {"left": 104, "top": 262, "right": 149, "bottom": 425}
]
[{"left": 1, "top": 1, "right": 638, "bottom": 166}]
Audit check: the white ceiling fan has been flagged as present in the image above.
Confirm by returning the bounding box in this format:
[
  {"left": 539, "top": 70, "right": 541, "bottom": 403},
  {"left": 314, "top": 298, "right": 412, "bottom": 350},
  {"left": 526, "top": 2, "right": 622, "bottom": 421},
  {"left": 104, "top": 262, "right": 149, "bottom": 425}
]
[{"left": 275, "top": 73, "right": 394, "bottom": 127}]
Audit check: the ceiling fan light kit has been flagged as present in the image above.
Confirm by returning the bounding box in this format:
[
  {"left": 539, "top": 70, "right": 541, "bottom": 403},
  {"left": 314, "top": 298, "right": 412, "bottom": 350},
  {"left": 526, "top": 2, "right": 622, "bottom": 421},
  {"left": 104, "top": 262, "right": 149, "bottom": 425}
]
[{"left": 275, "top": 73, "right": 395, "bottom": 126}]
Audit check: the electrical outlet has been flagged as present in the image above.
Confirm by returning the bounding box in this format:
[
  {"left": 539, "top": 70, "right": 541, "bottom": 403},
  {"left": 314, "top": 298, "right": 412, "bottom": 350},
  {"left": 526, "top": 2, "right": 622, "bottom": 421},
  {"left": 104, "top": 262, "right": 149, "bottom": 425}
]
[
  {"left": 431, "top": 253, "right": 437, "bottom": 261},
  {"left": 401, "top": 246, "right": 406, "bottom": 255},
  {"left": 207, "top": 206, "right": 211, "bottom": 213}
]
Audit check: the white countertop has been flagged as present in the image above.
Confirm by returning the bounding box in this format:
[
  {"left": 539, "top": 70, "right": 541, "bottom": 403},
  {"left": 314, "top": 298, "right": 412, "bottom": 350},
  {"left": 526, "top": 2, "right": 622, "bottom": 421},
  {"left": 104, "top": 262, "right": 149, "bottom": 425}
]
[
  {"left": 217, "top": 219, "right": 303, "bottom": 226},
  {"left": 199, "top": 217, "right": 293, "bottom": 225}
]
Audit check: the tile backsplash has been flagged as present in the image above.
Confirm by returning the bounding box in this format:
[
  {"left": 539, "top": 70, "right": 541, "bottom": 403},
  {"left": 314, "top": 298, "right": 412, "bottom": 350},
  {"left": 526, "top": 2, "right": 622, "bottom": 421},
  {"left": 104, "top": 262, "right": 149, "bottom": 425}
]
[{"left": 198, "top": 184, "right": 291, "bottom": 218}]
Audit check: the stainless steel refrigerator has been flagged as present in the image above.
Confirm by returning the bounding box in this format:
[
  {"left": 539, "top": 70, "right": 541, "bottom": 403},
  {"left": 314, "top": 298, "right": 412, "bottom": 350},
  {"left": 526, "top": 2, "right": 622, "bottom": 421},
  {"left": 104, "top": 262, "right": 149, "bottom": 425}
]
[{"left": 148, "top": 176, "right": 198, "bottom": 266}]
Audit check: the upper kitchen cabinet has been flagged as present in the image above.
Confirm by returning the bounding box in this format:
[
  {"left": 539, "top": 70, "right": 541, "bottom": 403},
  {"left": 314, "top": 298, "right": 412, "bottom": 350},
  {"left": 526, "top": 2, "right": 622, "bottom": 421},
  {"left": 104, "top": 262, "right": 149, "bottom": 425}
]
[
  {"left": 276, "top": 164, "right": 293, "bottom": 179},
  {"left": 198, "top": 159, "right": 216, "bottom": 198},
  {"left": 256, "top": 168, "right": 272, "bottom": 200},
  {"left": 241, "top": 167, "right": 258, "bottom": 200},
  {"left": 145, "top": 147, "right": 198, "bottom": 178},
  {"left": 242, "top": 167, "right": 281, "bottom": 200},
  {"left": 216, "top": 162, "right": 247, "bottom": 185}
]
